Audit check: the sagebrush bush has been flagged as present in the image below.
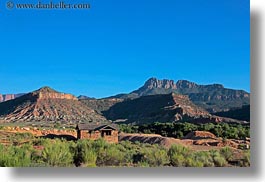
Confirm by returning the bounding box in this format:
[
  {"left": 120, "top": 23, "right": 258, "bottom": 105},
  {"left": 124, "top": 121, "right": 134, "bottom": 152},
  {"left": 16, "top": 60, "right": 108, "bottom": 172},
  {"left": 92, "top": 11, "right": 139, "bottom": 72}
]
[
  {"left": 0, "top": 143, "right": 32, "bottom": 167},
  {"left": 96, "top": 144, "right": 125, "bottom": 166},
  {"left": 209, "top": 150, "right": 227, "bottom": 167},
  {"left": 75, "top": 139, "right": 97, "bottom": 167},
  {"left": 220, "top": 147, "right": 233, "bottom": 161},
  {"left": 170, "top": 153, "right": 186, "bottom": 167},
  {"left": 141, "top": 148, "right": 169, "bottom": 167},
  {"left": 240, "top": 150, "right": 250, "bottom": 167},
  {"left": 41, "top": 139, "right": 73, "bottom": 167},
  {"left": 168, "top": 145, "right": 191, "bottom": 167},
  {"left": 190, "top": 151, "right": 214, "bottom": 167}
]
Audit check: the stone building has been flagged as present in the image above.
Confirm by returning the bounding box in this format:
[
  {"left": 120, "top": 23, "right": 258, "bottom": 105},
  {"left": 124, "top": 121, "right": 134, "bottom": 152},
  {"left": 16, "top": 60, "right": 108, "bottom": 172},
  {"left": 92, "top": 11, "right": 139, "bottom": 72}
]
[{"left": 76, "top": 123, "right": 119, "bottom": 143}]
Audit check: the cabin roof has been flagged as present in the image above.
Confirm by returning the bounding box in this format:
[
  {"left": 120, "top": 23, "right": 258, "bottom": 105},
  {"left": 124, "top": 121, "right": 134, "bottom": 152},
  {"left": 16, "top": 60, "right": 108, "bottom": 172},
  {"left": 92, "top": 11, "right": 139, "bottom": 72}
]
[{"left": 76, "top": 123, "right": 118, "bottom": 131}]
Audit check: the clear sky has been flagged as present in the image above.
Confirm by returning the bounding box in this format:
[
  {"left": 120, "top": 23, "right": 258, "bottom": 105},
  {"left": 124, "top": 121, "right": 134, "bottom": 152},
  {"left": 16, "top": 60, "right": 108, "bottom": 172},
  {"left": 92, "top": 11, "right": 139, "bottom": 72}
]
[{"left": 0, "top": 0, "right": 250, "bottom": 98}]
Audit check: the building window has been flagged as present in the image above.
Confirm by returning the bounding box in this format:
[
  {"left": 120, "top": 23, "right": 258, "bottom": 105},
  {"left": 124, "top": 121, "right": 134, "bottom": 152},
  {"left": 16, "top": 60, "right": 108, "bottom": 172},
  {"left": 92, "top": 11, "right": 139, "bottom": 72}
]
[
  {"left": 105, "top": 131, "right": 111, "bottom": 136},
  {"left": 102, "top": 130, "right": 111, "bottom": 136}
]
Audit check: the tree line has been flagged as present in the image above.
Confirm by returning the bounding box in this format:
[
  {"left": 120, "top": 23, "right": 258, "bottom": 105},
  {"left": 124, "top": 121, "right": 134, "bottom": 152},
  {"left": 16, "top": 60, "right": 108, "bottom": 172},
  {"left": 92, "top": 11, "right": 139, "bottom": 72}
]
[{"left": 119, "top": 122, "right": 250, "bottom": 139}]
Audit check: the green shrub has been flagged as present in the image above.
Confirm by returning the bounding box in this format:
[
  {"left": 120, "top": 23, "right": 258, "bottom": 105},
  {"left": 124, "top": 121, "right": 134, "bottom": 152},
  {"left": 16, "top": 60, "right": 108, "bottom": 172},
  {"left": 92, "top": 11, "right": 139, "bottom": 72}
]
[
  {"left": 141, "top": 148, "right": 169, "bottom": 167},
  {"left": 96, "top": 144, "right": 125, "bottom": 166},
  {"left": 0, "top": 144, "right": 32, "bottom": 167},
  {"left": 170, "top": 153, "right": 186, "bottom": 166},
  {"left": 185, "top": 156, "right": 204, "bottom": 167},
  {"left": 41, "top": 139, "right": 73, "bottom": 167},
  {"left": 220, "top": 147, "right": 233, "bottom": 161},
  {"left": 92, "top": 138, "right": 107, "bottom": 153},
  {"left": 168, "top": 145, "right": 191, "bottom": 167},
  {"left": 75, "top": 139, "right": 97, "bottom": 167},
  {"left": 213, "top": 156, "right": 227, "bottom": 167},
  {"left": 240, "top": 150, "right": 250, "bottom": 167},
  {"left": 209, "top": 150, "right": 227, "bottom": 167},
  {"left": 168, "top": 144, "right": 191, "bottom": 157},
  {"left": 190, "top": 151, "right": 214, "bottom": 167},
  {"left": 82, "top": 149, "right": 97, "bottom": 167}
]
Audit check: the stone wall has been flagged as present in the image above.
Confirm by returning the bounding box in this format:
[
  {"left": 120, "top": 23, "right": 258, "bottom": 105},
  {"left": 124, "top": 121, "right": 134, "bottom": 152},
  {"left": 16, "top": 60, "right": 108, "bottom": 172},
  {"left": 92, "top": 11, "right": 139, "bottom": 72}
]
[{"left": 79, "top": 130, "right": 118, "bottom": 143}]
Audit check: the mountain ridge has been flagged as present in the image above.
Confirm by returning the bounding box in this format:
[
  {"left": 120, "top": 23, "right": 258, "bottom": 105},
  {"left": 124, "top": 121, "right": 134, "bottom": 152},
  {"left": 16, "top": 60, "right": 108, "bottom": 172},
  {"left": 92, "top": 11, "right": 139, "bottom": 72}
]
[
  {"left": 108, "top": 77, "right": 250, "bottom": 112},
  {"left": 103, "top": 92, "right": 244, "bottom": 124}
]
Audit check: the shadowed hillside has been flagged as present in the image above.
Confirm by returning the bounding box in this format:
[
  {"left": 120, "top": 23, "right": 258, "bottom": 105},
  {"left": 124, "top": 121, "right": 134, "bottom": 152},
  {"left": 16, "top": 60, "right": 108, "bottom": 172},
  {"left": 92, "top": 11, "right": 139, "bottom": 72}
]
[
  {"left": 214, "top": 105, "right": 250, "bottom": 122},
  {"left": 104, "top": 93, "right": 240, "bottom": 124}
]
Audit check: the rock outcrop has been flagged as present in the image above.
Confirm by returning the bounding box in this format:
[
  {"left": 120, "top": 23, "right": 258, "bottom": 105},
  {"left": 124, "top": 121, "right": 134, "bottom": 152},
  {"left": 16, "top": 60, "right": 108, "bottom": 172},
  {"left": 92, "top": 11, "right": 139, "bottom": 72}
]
[
  {"left": 32, "top": 87, "right": 78, "bottom": 100},
  {"left": 183, "top": 131, "right": 217, "bottom": 140}
]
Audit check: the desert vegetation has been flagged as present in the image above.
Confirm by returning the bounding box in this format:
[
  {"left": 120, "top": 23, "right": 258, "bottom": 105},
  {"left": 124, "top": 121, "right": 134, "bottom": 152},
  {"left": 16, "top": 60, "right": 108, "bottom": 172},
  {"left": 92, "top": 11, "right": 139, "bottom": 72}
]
[{"left": 0, "top": 132, "right": 250, "bottom": 167}]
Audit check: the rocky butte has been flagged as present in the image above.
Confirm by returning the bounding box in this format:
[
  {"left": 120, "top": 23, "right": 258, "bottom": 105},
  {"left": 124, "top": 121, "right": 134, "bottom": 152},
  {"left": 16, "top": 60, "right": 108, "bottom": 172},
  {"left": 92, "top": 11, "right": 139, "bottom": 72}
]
[{"left": 0, "top": 86, "right": 106, "bottom": 123}]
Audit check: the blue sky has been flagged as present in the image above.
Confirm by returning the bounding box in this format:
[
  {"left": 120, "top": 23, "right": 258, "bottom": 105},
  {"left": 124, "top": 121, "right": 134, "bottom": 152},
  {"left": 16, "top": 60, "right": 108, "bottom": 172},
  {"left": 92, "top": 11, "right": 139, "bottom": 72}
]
[{"left": 0, "top": 0, "right": 250, "bottom": 98}]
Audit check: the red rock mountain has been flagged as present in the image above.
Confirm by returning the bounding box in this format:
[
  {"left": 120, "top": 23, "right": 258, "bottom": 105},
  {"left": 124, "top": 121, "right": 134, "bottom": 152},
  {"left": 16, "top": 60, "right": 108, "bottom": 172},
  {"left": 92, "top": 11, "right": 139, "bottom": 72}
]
[{"left": 0, "top": 87, "right": 106, "bottom": 123}]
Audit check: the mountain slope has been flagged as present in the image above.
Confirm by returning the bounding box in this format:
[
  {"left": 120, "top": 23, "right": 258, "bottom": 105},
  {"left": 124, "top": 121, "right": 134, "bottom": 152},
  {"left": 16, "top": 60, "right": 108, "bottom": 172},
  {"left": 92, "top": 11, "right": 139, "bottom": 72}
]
[
  {"left": 0, "top": 87, "right": 106, "bottom": 123},
  {"left": 109, "top": 78, "right": 250, "bottom": 113},
  {"left": 104, "top": 93, "right": 240, "bottom": 124}
]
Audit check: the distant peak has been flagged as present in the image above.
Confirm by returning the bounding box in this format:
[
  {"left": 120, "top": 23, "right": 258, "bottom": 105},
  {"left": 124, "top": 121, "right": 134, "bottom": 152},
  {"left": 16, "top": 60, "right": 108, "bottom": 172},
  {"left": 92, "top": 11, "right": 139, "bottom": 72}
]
[
  {"left": 145, "top": 77, "right": 158, "bottom": 82},
  {"left": 34, "top": 86, "right": 59, "bottom": 94},
  {"left": 143, "top": 77, "right": 176, "bottom": 89}
]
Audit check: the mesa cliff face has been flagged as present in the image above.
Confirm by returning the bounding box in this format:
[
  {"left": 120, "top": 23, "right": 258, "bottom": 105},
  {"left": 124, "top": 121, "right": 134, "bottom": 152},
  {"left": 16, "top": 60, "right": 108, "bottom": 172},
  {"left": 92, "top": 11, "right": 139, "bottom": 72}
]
[
  {"left": 31, "top": 87, "right": 78, "bottom": 100},
  {"left": 0, "top": 87, "right": 106, "bottom": 123}
]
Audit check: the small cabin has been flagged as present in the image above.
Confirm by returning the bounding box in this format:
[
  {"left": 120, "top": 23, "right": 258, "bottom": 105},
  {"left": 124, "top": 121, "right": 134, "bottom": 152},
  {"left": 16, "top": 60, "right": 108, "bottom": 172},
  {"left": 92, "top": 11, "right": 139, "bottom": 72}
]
[{"left": 76, "top": 123, "right": 119, "bottom": 143}]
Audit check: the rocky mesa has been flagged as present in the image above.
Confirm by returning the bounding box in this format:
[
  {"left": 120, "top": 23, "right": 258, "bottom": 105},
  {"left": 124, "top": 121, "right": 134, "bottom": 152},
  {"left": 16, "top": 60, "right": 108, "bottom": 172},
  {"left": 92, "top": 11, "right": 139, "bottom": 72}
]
[{"left": 0, "top": 86, "right": 106, "bottom": 123}]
